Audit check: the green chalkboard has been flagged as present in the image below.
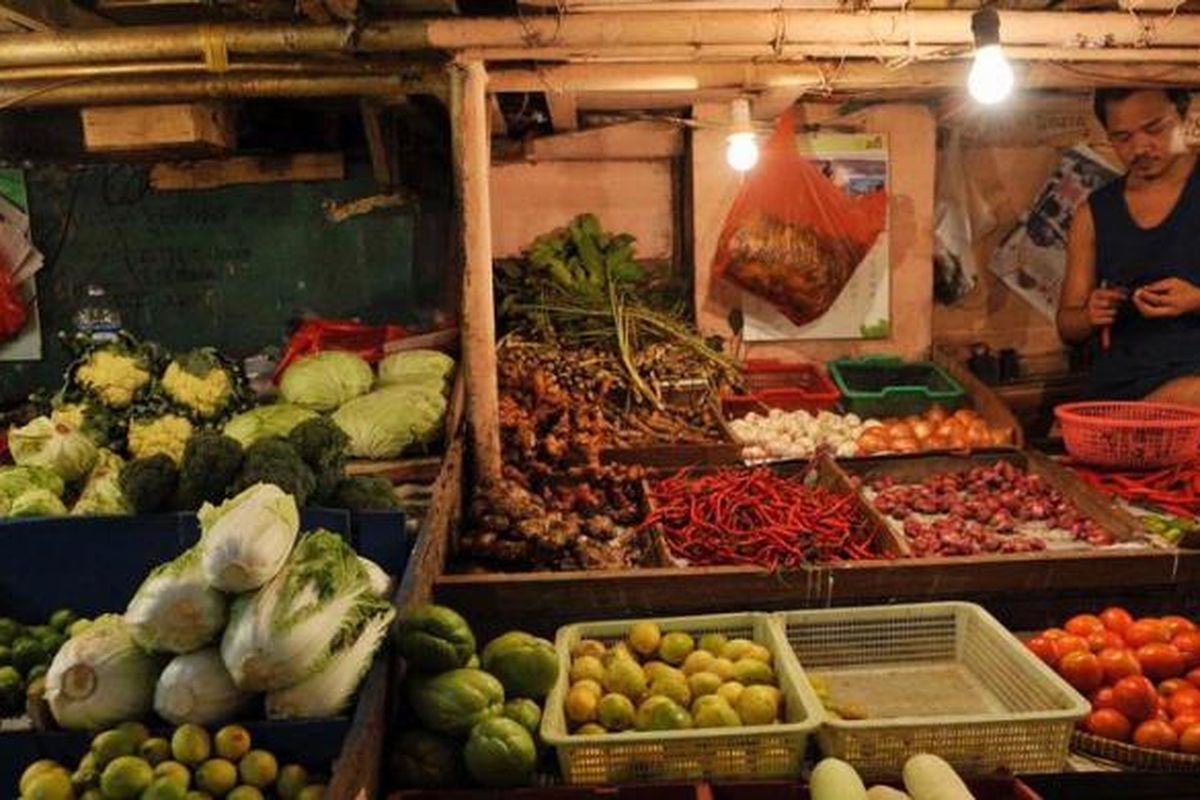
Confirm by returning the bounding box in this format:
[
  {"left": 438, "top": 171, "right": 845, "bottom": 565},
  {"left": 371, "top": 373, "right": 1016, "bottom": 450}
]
[{"left": 2, "top": 161, "right": 436, "bottom": 405}]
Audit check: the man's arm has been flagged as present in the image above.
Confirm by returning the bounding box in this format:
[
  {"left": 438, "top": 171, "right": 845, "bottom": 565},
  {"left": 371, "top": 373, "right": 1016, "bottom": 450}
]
[{"left": 1057, "top": 203, "right": 1100, "bottom": 344}]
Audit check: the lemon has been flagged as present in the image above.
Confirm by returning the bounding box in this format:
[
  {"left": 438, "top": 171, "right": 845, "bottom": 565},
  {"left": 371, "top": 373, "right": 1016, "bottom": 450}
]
[
  {"left": 570, "top": 639, "right": 606, "bottom": 659},
  {"left": 296, "top": 785, "right": 327, "bottom": 800},
  {"left": 735, "top": 685, "right": 781, "bottom": 725},
  {"left": 80, "top": 790, "right": 104, "bottom": 800},
  {"left": 717, "top": 681, "right": 745, "bottom": 707},
  {"left": 627, "top": 622, "right": 661, "bottom": 657},
  {"left": 692, "top": 695, "right": 741, "bottom": 728},
  {"left": 720, "top": 639, "right": 755, "bottom": 662},
  {"left": 575, "top": 723, "right": 607, "bottom": 735},
  {"left": 732, "top": 658, "right": 775, "bottom": 687},
  {"left": 275, "top": 765, "right": 309, "bottom": 800},
  {"left": 698, "top": 633, "right": 728, "bottom": 655},
  {"left": 20, "top": 761, "right": 64, "bottom": 795},
  {"left": 22, "top": 769, "right": 74, "bottom": 800},
  {"left": 141, "top": 777, "right": 188, "bottom": 800},
  {"left": 565, "top": 684, "right": 599, "bottom": 724},
  {"left": 603, "top": 658, "right": 647, "bottom": 700},
  {"left": 710, "top": 658, "right": 736, "bottom": 682},
  {"left": 682, "top": 651, "right": 717, "bottom": 677},
  {"left": 569, "top": 656, "right": 605, "bottom": 685},
  {"left": 237, "top": 751, "right": 278, "bottom": 789},
  {"left": 139, "top": 739, "right": 172, "bottom": 767},
  {"left": 99, "top": 756, "right": 154, "bottom": 800},
  {"left": 115, "top": 722, "right": 151, "bottom": 748},
  {"left": 184, "top": 793, "right": 213, "bottom": 800},
  {"left": 171, "top": 726, "right": 212, "bottom": 767},
  {"left": 688, "top": 671, "right": 723, "bottom": 699},
  {"left": 213, "top": 726, "right": 252, "bottom": 763},
  {"left": 658, "top": 632, "right": 695, "bottom": 666},
  {"left": 92, "top": 730, "right": 138, "bottom": 767},
  {"left": 153, "top": 761, "right": 191, "bottom": 791},
  {"left": 571, "top": 678, "right": 603, "bottom": 700},
  {"left": 194, "top": 759, "right": 237, "bottom": 797},
  {"left": 596, "top": 693, "right": 636, "bottom": 731},
  {"left": 225, "top": 788, "right": 263, "bottom": 800}
]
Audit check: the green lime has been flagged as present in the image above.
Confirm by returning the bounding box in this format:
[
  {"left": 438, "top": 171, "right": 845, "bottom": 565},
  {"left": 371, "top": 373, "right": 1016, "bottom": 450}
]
[
  {"left": 22, "top": 769, "right": 74, "bottom": 800},
  {"left": 42, "top": 634, "right": 67, "bottom": 657},
  {"left": 184, "top": 794, "right": 213, "bottom": 800},
  {"left": 139, "top": 739, "right": 173, "bottom": 767},
  {"left": 0, "top": 664, "right": 21, "bottom": 687},
  {"left": 26, "top": 664, "right": 48, "bottom": 683},
  {"left": 141, "top": 777, "right": 188, "bottom": 800},
  {"left": 20, "top": 760, "right": 65, "bottom": 795},
  {"left": 153, "top": 761, "right": 191, "bottom": 791},
  {"left": 171, "top": 725, "right": 212, "bottom": 767},
  {"left": 296, "top": 784, "right": 327, "bottom": 800},
  {"left": 29, "top": 625, "right": 55, "bottom": 641},
  {"left": 212, "top": 726, "right": 251, "bottom": 762},
  {"left": 0, "top": 644, "right": 11, "bottom": 666},
  {"left": 194, "top": 760, "right": 237, "bottom": 797},
  {"left": 237, "top": 751, "right": 277, "bottom": 789},
  {"left": 80, "top": 790, "right": 105, "bottom": 800},
  {"left": 274, "top": 764, "right": 308, "bottom": 800},
  {"left": 72, "top": 752, "right": 99, "bottom": 791},
  {"left": 11, "top": 639, "right": 43, "bottom": 673},
  {"left": 226, "top": 788, "right": 263, "bottom": 800},
  {"left": 0, "top": 618, "right": 18, "bottom": 645},
  {"left": 49, "top": 609, "right": 77, "bottom": 632},
  {"left": 100, "top": 756, "right": 154, "bottom": 800},
  {"left": 117, "top": 722, "right": 151, "bottom": 748},
  {"left": 93, "top": 729, "right": 139, "bottom": 767}
]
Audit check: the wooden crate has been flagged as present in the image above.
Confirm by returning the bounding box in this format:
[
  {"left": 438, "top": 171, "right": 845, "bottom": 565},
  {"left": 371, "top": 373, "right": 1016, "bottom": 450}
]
[{"left": 81, "top": 103, "right": 235, "bottom": 153}]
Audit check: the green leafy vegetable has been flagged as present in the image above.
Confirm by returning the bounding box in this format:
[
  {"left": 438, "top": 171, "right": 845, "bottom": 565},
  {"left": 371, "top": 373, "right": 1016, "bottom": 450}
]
[
  {"left": 376, "top": 350, "right": 456, "bottom": 394},
  {"left": 223, "top": 404, "right": 319, "bottom": 448},
  {"left": 280, "top": 351, "right": 374, "bottom": 412},
  {"left": 119, "top": 454, "right": 179, "bottom": 514},
  {"left": 175, "top": 431, "right": 244, "bottom": 509},
  {"left": 72, "top": 449, "right": 131, "bottom": 516},
  {"left": 231, "top": 438, "right": 316, "bottom": 507},
  {"left": 125, "top": 546, "right": 227, "bottom": 654},
  {"left": 9, "top": 416, "right": 99, "bottom": 483},
  {"left": 332, "top": 386, "right": 446, "bottom": 460},
  {"left": 199, "top": 482, "right": 300, "bottom": 593}
]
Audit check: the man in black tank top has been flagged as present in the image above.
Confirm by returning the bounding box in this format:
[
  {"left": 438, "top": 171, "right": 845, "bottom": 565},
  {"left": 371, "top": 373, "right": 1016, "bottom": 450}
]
[{"left": 1058, "top": 88, "right": 1200, "bottom": 405}]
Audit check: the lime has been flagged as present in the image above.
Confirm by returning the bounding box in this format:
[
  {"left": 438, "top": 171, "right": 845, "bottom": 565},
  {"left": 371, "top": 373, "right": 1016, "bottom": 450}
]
[
  {"left": 153, "top": 762, "right": 191, "bottom": 790},
  {"left": 735, "top": 685, "right": 781, "bottom": 725},
  {"left": 171, "top": 725, "right": 212, "bottom": 767},
  {"left": 570, "top": 679, "right": 603, "bottom": 700},
  {"left": 0, "top": 664, "right": 21, "bottom": 687},
  {"left": 72, "top": 752, "right": 99, "bottom": 791},
  {"left": 682, "top": 651, "right": 717, "bottom": 677},
  {"left": 26, "top": 664, "right": 48, "bottom": 683},
  {"left": 596, "top": 693, "right": 636, "bottom": 731},
  {"left": 139, "top": 739, "right": 172, "bottom": 767},
  {"left": 568, "top": 656, "right": 605, "bottom": 685},
  {"left": 716, "top": 681, "right": 745, "bottom": 708},
  {"left": 297, "top": 785, "right": 327, "bottom": 800},
  {"left": 92, "top": 729, "right": 139, "bottom": 767},
  {"left": 658, "top": 632, "right": 695, "bottom": 666},
  {"left": 100, "top": 756, "right": 154, "bottom": 800},
  {"left": 0, "top": 644, "right": 11, "bottom": 666},
  {"left": 116, "top": 722, "right": 151, "bottom": 749},
  {"left": 575, "top": 723, "right": 607, "bottom": 735},
  {"left": 627, "top": 622, "right": 661, "bottom": 657},
  {"left": 212, "top": 726, "right": 251, "bottom": 762},
  {"left": 184, "top": 793, "right": 213, "bottom": 800},
  {"left": 571, "top": 639, "right": 606, "bottom": 659},
  {"left": 142, "top": 777, "right": 188, "bottom": 800},
  {"left": 195, "top": 760, "right": 237, "bottom": 796},
  {"left": 237, "top": 751, "right": 278, "bottom": 789},
  {"left": 274, "top": 765, "right": 308, "bottom": 800},
  {"left": 80, "top": 790, "right": 104, "bottom": 800},
  {"left": 11, "top": 639, "right": 42, "bottom": 674},
  {"left": 698, "top": 633, "right": 728, "bottom": 655},
  {"left": 732, "top": 659, "right": 774, "bottom": 687},
  {"left": 226, "top": 788, "right": 263, "bottom": 800},
  {"left": 710, "top": 658, "right": 736, "bottom": 682},
  {"left": 0, "top": 618, "right": 18, "bottom": 645},
  {"left": 22, "top": 768, "right": 74, "bottom": 800},
  {"left": 20, "top": 760, "right": 65, "bottom": 795},
  {"left": 49, "top": 609, "right": 77, "bottom": 632},
  {"left": 687, "top": 671, "right": 723, "bottom": 699}
]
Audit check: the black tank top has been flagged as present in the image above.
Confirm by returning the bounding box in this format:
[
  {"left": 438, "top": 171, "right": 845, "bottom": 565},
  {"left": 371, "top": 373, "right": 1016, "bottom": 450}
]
[{"left": 1085, "top": 158, "right": 1200, "bottom": 398}]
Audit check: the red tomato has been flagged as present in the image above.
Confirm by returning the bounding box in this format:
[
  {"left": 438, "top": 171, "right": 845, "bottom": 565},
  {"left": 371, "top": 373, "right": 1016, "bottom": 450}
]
[
  {"left": 1103, "top": 630, "right": 1127, "bottom": 650},
  {"left": 1086, "top": 708, "right": 1132, "bottom": 742},
  {"left": 1134, "top": 719, "right": 1179, "bottom": 751},
  {"left": 1181, "top": 725, "right": 1200, "bottom": 755},
  {"left": 1086, "top": 632, "right": 1112, "bottom": 653},
  {"left": 1173, "top": 631, "right": 1200, "bottom": 670},
  {"left": 1042, "top": 627, "right": 1069, "bottom": 640},
  {"left": 1026, "top": 636, "right": 1058, "bottom": 667},
  {"left": 1126, "top": 619, "right": 1173, "bottom": 649},
  {"left": 1053, "top": 635, "right": 1090, "bottom": 663},
  {"left": 1168, "top": 688, "right": 1200, "bottom": 718},
  {"left": 1137, "top": 643, "right": 1187, "bottom": 681},
  {"left": 1066, "top": 614, "right": 1108, "bottom": 638},
  {"left": 1092, "top": 687, "right": 1117, "bottom": 710},
  {"left": 1098, "top": 648, "right": 1143, "bottom": 684},
  {"left": 1173, "top": 711, "right": 1200, "bottom": 736},
  {"left": 1162, "top": 616, "right": 1197, "bottom": 638},
  {"left": 1188, "top": 667, "right": 1200, "bottom": 690},
  {"left": 1100, "top": 607, "right": 1135, "bottom": 635},
  {"left": 1159, "top": 678, "right": 1191, "bottom": 697},
  {"left": 1114, "top": 675, "right": 1160, "bottom": 722},
  {"left": 1059, "top": 650, "right": 1105, "bottom": 694}
]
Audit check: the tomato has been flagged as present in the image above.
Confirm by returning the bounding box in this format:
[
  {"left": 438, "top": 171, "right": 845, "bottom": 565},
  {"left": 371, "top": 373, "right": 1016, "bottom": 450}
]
[
  {"left": 1092, "top": 687, "right": 1117, "bottom": 710},
  {"left": 1173, "top": 631, "right": 1200, "bottom": 670},
  {"left": 1137, "top": 643, "right": 1187, "bottom": 681},
  {"left": 1086, "top": 708, "right": 1133, "bottom": 742},
  {"left": 1114, "top": 675, "right": 1160, "bottom": 722},
  {"left": 1134, "top": 719, "right": 1179, "bottom": 751},
  {"left": 1098, "top": 647, "right": 1143, "bottom": 684},
  {"left": 1066, "top": 614, "right": 1108, "bottom": 638},
  {"left": 1103, "top": 630, "right": 1127, "bottom": 650},
  {"left": 1042, "top": 627, "right": 1069, "bottom": 640},
  {"left": 1162, "top": 615, "right": 1197, "bottom": 638},
  {"left": 1173, "top": 711, "right": 1200, "bottom": 736},
  {"left": 1188, "top": 667, "right": 1200, "bottom": 690},
  {"left": 1181, "top": 725, "right": 1200, "bottom": 755},
  {"left": 1100, "top": 607, "right": 1135, "bottom": 635},
  {"left": 1158, "top": 678, "right": 1191, "bottom": 697},
  {"left": 1085, "top": 632, "right": 1111, "bottom": 653},
  {"left": 1168, "top": 688, "right": 1200, "bottom": 718},
  {"left": 1026, "top": 636, "right": 1058, "bottom": 667},
  {"left": 1053, "top": 635, "right": 1090, "bottom": 663},
  {"left": 1059, "top": 650, "right": 1104, "bottom": 693},
  {"left": 1126, "top": 619, "right": 1173, "bottom": 649}
]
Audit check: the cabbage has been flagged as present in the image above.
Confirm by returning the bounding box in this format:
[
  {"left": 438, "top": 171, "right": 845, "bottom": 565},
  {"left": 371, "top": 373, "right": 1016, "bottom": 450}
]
[
  {"left": 280, "top": 351, "right": 374, "bottom": 412},
  {"left": 7, "top": 488, "right": 68, "bottom": 518},
  {"left": 45, "top": 614, "right": 163, "bottom": 730},
  {"left": 223, "top": 404, "right": 318, "bottom": 448},
  {"left": 9, "top": 416, "right": 99, "bottom": 483},
  {"left": 377, "top": 350, "right": 456, "bottom": 393},
  {"left": 359, "top": 556, "right": 391, "bottom": 597},
  {"left": 332, "top": 386, "right": 447, "bottom": 459},
  {"left": 199, "top": 483, "right": 300, "bottom": 592},
  {"left": 125, "top": 546, "right": 227, "bottom": 654},
  {"left": 155, "top": 647, "right": 252, "bottom": 725},
  {"left": 220, "top": 529, "right": 376, "bottom": 691},
  {"left": 72, "top": 449, "right": 130, "bottom": 516},
  {"left": 0, "top": 465, "right": 65, "bottom": 500},
  {"left": 264, "top": 598, "right": 394, "bottom": 719}
]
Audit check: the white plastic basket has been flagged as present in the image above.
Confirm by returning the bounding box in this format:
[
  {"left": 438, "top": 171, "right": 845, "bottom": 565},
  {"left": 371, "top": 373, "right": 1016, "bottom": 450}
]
[
  {"left": 777, "top": 602, "right": 1090, "bottom": 779},
  {"left": 541, "top": 612, "right": 824, "bottom": 785}
]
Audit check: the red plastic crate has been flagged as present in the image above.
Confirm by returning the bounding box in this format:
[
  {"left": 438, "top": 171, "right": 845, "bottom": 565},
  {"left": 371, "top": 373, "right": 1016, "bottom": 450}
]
[{"left": 722, "top": 360, "right": 840, "bottom": 418}]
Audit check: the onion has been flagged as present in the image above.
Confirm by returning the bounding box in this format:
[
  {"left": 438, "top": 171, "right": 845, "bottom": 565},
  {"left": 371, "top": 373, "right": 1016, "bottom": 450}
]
[
  {"left": 887, "top": 421, "right": 914, "bottom": 440},
  {"left": 925, "top": 405, "right": 948, "bottom": 423},
  {"left": 935, "top": 419, "right": 963, "bottom": 439},
  {"left": 953, "top": 408, "right": 980, "bottom": 426},
  {"left": 857, "top": 432, "right": 887, "bottom": 454},
  {"left": 911, "top": 420, "right": 933, "bottom": 441},
  {"left": 891, "top": 437, "right": 920, "bottom": 453},
  {"left": 946, "top": 433, "right": 968, "bottom": 450},
  {"left": 990, "top": 427, "right": 1013, "bottom": 446}
]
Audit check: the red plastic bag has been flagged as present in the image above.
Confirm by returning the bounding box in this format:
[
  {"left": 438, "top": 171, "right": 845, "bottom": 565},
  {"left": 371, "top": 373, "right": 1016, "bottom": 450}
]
[
  {"left": 712, "top": 110, "right": 888, "bottom": 327},
  {"left": 0, "top": 257, "right": 26, "bottom": 343},
  {"left": 274, "top": 318, "right": 412, "bottom": 379}
]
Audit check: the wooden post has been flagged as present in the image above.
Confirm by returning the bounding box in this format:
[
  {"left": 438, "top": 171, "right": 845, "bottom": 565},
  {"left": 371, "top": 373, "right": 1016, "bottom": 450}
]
[{"left": 452, "top": 60, "right": 502, "bottom": 484}]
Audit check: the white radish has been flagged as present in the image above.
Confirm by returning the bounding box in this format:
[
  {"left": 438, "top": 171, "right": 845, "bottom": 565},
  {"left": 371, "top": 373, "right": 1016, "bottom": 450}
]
[
  {"left": 810, "top": 757, "right": 869, "bottom": 800},
  {"left": 867, "top": 788, "right": 912, "bottom": 800},
  {"left": 902, "top": 754, "right": 976, "bottom": 800}
]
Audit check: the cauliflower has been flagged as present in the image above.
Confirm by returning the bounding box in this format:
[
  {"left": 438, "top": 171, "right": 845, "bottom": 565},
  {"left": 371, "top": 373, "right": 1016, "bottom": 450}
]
[
  {"left": 128, "top": 414, "right": 194, "bottom": 464},
  {"left": 75, "top": 349, "right": 152, "bottom": 409},
  {"left": 161, "top": 349, "right": 244, "bottom": 420}
]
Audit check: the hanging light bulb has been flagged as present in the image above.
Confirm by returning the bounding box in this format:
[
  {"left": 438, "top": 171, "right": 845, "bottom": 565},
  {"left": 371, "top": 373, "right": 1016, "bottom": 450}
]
[
  {"left": 726, "top": 98, "right": 759, "bottom": 172},
  {"left": 967, "top": 8, "right": 1014, "bottom": 105}
]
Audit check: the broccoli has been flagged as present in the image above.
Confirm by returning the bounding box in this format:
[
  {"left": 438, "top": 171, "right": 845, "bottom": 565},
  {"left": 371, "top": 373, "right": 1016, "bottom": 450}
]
[
  {"left": 288, "top": 417, "right": 349, "bottom": 505},
  {"left": 119, "top": 454, "right": 179, "bottom": 514},
  {"left": 175, "top": 431, "right": 244, "bottom": 509},
  {"left": 232, "top": 437, "right": 316, "bottom": 507},
  {"left": 329, "top": 475, "right": 401, "bottom": 512}
]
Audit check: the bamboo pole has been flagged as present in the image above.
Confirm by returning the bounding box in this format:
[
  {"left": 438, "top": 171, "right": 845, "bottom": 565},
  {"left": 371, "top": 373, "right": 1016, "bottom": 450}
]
[{"left": 452, "top": 60, "right": 502, "bottom": 485}]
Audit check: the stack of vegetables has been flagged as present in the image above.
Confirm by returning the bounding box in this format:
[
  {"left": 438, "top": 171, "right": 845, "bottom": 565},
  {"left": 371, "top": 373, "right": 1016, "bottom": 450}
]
[
  {"left": 37, "top": 483, "right": 394, "bottom": 733},
  {"left": 0, "top": 609, "right": 80, "bottom": 719},
  {"left": 809, "top": 754, "right": 983, "bottom": 800},
  {"left": 391, "top": 605, "right": 559, "bottom": 789}
]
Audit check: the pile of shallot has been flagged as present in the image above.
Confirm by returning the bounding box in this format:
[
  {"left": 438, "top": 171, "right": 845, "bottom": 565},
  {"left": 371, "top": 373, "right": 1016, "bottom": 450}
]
[{"left": 856, "top": 405, "right": 1013, "bottom": 456}]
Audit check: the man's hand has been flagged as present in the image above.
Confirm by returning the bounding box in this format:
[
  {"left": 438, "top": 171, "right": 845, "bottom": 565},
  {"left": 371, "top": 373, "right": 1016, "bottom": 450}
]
[
  {"left": 1133, "top": 277, "right": 1200, "bottom": 318},
  {"left": 1086, "top": 286, "right": 1129, "bottom": 327}
]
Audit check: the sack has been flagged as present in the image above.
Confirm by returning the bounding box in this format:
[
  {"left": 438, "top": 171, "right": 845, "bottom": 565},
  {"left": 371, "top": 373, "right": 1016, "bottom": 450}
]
[
  {"left": 712, "top": 110, "right": 888, "bottom": 327},
  {"left": 274, "top": 318, "right": 411, "bottom": 377},
  {"left": 0, "top": 257, "right": 26, "bottom": 343}
]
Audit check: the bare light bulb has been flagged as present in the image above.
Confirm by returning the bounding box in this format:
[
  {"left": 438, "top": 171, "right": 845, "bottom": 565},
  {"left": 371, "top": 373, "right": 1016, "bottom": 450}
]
[
  {"left": 968, "top": 43, "right": 1013, "bottom": 105},
  {"left": 726, "top": 132, "right": 759, "bottom": 172}
]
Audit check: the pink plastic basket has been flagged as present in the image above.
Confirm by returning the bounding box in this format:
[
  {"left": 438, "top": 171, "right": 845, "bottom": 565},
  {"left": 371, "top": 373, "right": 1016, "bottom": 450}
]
[{"left": 1055, "top": 401, "right": 1200, "bottom": 469}]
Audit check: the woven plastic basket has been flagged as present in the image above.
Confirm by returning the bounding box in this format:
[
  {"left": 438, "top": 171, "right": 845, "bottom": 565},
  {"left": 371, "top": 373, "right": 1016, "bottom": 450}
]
[
  {"left": 1072, "top": 730, "right": 1200, "bottom": 772},
  {"left": 776, "top": 602, "right": 1089, "bottom": 779},
  {"left": 541, "top": 613, "right": 824, "bottom": 785},
  {"left": 1055, "top": 401, "right": 1200, "bottom": 469}
]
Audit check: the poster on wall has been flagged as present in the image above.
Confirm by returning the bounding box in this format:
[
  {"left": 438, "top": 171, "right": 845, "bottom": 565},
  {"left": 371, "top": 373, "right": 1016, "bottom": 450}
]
[
  {"left": 0, "top": 168, "right": 43, "bottom": 362},
  {"left": 726, "top": 131, "right": 891, "bottom": 342},
  {"left": 989, "top": 145, "right": 1119, "bottom": 322}
]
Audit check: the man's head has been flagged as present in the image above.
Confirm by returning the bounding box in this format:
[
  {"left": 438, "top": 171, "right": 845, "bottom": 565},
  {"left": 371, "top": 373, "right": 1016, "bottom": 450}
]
[{"left": 1094, "top": 88, "right": 1191, "bottom": 179}]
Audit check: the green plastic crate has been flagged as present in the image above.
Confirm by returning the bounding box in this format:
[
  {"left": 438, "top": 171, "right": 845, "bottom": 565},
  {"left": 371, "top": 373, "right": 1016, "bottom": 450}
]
[{"left": 828, "top": 356, "right": 967, "bottom": 418}]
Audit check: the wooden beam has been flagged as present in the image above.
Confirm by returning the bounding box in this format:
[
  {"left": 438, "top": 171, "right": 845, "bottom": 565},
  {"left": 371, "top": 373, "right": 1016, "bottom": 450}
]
[
  {"left": 360, "top": 98, "right": 397, "bottom": 187},
  {"left": 149, "top": 152, "right": 345, "bottom": 190},
  {"left": 525, "top": 120, "right": 684, "bottom": 161},
  {"left": 488, "top": 94, "right": 505, "bottom": 137},
  {"left": 452, "top": 61, "right": 502, "bottom": 484},
  {"left": 81, "top": 102, "right": 235, "bottom": 153},
  {"left": 545, "top": 91, "right": 579, "bottom": 132},
  {"left": 0, "top": 0, "right": 110, "bottom": 30}
]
